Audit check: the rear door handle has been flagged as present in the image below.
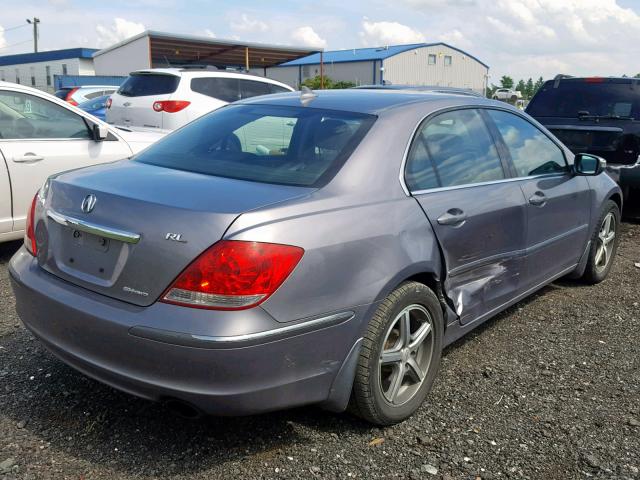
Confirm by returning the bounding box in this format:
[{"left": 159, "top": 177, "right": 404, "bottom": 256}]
[
  {"left": 13, "top": 152, "right": 44, "bottom": 163},
  {"left": 528, "top": 191, "right": 547, "bottom": 207},
  {"left": 437, "top": 208, "right": 467, "bottom": 226}
]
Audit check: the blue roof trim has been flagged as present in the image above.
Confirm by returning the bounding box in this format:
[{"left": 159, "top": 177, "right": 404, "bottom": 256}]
[
  {"left": 278, "top": 43, "right": 489, "bottom": 69},
  {"left": 0, "top": 48, "right": 98, "bottom": 67}
]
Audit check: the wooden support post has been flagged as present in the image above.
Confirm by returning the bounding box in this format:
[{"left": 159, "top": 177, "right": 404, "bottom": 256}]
[{"left": 245, "top": 47, "right": 250, "bottom": 72}]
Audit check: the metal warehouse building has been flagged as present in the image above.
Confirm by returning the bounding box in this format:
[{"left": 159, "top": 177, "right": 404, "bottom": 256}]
[
  {"left": 265, "top": 43, "right": 489, "bottom": 93},
  {"left": 0, "top": 48, "right": 97, "bottom": 93}
]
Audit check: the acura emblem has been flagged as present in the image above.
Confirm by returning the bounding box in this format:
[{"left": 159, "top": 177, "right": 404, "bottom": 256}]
[{"left": 81, "top": 194, "right": 97, "bottom": 213}]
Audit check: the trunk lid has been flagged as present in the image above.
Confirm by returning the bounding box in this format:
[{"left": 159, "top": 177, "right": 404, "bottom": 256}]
[{"left": 39, "top": 160, "right": 312, "bottom": 306}]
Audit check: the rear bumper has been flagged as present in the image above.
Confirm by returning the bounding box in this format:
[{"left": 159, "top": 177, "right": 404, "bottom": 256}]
[{"left": 9, "top": 248, "right": 365, "bottom": 415}]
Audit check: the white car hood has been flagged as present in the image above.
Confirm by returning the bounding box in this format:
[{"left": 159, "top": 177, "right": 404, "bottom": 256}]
[{"left": 113, "top": 126, "right": 168, "bottom": 154}]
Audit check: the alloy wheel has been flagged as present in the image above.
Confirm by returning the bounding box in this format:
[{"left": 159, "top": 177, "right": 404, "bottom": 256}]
[
  {"left": 595, "top": 212, "right": 616, "bottom": 272},
  {"left": 378, "top": 304, "right": 434, "bottom": 406}
]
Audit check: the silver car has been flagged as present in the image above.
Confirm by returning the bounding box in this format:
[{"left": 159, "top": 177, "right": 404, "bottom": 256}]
[{"left": 9, "top": 90, "right": 622, "bottom": 425}]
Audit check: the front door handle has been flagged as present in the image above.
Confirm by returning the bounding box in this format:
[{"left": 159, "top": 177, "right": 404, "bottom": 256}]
[
  {"left": 528, "top": 191, "right": 547, "bottom": 207},
  {"left": 437, "top": 208, "right": 467, "bottom": 226},
  {"left": 13, "top": 152, "right": 44, "bottom": 163}
]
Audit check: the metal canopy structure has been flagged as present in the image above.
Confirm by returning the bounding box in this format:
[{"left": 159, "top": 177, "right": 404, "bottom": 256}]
[{"left": 96, "top": 31, "right": 322, "bottom": 70}]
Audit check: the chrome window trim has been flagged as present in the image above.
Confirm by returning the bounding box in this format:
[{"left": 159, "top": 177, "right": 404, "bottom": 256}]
[
  {"left": 46, "top": 209, "right": 141, "bottom": 244},
  {"left": 398, "top": 104, "right": 571, "bottom": 196}
]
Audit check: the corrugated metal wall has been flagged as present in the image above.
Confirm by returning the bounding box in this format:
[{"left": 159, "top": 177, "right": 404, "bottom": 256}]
[
  {"left": 265, "top": 61, "right": 376, "bottom": 89},
  {"left": 383, "top": 45, "right": 488, "bottom": 93},
  {"left": 94, "top": 35, "right": 150, "bottom": 76}
]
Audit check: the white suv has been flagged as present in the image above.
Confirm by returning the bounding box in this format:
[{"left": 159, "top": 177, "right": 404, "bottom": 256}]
[{"left": 106, "top": 67, "right": 294, "bottom": 131}]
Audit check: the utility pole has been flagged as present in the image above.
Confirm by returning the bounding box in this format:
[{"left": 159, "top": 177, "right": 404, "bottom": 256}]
[{"left": 26, "top": 17, "right": 40, "bottom": 53}]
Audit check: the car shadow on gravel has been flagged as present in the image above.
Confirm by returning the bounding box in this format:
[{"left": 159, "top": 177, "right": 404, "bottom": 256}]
[{"left": 0, "top": 240, "right": 21, "bottom": 263}]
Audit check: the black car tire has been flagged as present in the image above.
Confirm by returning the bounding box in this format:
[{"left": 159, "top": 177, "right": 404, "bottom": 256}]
[
  {"left": 349, "top": 281, "right": 443, "bottom": 425},
  {"left": 582, "top": 199, "right": 620, "bottom": 284}
]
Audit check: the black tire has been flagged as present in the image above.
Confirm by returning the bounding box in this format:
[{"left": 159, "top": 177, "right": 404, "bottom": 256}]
[
  {"left": 582, "top": 199, "right": 620, "bottom": 284},
  {"left": 349, "top": 281, "right": 443, "bottom": 425}
]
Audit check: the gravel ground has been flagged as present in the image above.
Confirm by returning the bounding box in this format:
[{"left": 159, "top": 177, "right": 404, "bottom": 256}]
[{"left": 1, "top": 221, "right": 639, "bottom": 480}]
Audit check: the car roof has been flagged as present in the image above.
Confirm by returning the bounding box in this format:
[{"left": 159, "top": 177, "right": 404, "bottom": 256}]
[
  {"left": 354, "top": 85, "right": 482, "bottom": 97},
  {"left": 129, "top": 68, "right": 293, "bottom": 89},
  {"left": 238, "top": 88, "right": 495, "bottom": 115}
]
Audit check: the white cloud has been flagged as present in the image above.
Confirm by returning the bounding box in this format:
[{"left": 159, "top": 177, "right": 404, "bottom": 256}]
[
  {"left": 398, "top": 0, "right": 640, "bottom": 79},
  {"left": 359, "top": 18, "right": 425, "bottom": 46},
  {"left": 95, "top": 18, "right": 145, "bottom": 47},
  {"left": 291, "top": 26, "right": 327, "bottom": 49},
  {"left": 230, "top": 14, "right": 268, "bottom": 33},
  {"left": 204, "top": 29, "right": 216, "bottom": 38}
]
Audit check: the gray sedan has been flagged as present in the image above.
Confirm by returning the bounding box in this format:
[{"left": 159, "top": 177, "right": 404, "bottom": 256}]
[{"left": 9, "top": 89, "right": 622, "bottom": 425}]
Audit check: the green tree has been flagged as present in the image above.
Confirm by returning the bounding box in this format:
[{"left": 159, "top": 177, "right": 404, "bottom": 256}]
[
  {"left": 515, "top": 79, "right": 526, "bottom": 94},
  {"left": 533, "top": 76, "right": 545, "bottom": 95},
  {"left": 301, "top": 75, "right": 355, "bottom": 90},
  {"left": 634, "top": 73, "right": 640, "bottom": 78},
  {"left": 525, "top": 78, "right": 534, "bottom": 99},
  {"left": 500, "top": 75, "right": 514, "bottom": 89}
]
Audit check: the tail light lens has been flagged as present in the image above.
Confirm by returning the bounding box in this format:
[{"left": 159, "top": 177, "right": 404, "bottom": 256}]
[
  {"left": 65, "top": 87, "right": 79, "bottom": 105},
  {"left": 152, "top": 100, "right": 191, "bottom": 113},
  {"left": 106, "top": 97, "right": 112, "bottom": 109},
  {"left": 25, "top": 193, "right": 38, "bottom": 256},
  {"left": 161, "top": 240, "right": 304, "bottom": 310}
]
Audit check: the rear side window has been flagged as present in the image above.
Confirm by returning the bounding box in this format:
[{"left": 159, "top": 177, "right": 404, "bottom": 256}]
[
  {"left": 487, "top": 110, "right": 567, "bottom": 177},
  {"left": 406, "top": 109, "right": 504, "bottom": 190},
  {"left": 117, "top": 74, "right": 179, "bottom": 97},
  {"left": 527, "top": 80, "right": 640, "bottom": 119},
  {"left": 135, "top": 104, "right": 376, "bottom": 187},
  {"left": 191, "top": 77, "right": 239, "bottom": 102},
  {"left": 191, "top": 78, "right": 287, "bottom": 103}
]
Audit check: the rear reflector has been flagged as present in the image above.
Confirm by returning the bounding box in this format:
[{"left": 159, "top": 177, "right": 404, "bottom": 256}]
[
  {"left": 161, "top": 240, "right": 304, "bottom": 310},
  {"left": 25, "top": 193, "right": 38, "bottom": 256},
  {"left": 152, "top": 100, "right": 191, "bottom": 113}
]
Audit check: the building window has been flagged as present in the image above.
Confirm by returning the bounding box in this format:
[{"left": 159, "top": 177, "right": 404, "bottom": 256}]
[
  {"left": 428, "top": 54, "right": 436, "bottom": 65},
  {"left": 62, "top": 64, "right": 68, "bottom": 75},
  {"left": 15, "top": 68, "right": 20, "bottom": 84},
  {"left": 444, "top": 55, "right": 452, "bottom": 67},
  {"left": 30, "top": 67, "right": 36, "bottom": 86},
  {"left": 46, "top": 66, "right": 51, "bottom": 86}
]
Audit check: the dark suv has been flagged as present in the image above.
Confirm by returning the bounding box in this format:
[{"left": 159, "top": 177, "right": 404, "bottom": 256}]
[{"left": 527, "top": 76, "right": 640, "bottom": 197}]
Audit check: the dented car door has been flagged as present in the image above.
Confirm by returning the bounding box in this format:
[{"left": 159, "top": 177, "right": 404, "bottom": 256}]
[{"left": 405, "top": 108, "right": 527, "bottom": 325}]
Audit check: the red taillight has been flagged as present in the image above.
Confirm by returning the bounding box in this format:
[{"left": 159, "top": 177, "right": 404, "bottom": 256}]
[
  {"left": 25, "top": 194, "right": 38, "bottom": 256},
  {"left": 65, "top": 87, "right": 79, "bottom": 105},
  {"left": 106, "top": 97, "right": 112, "bottom": 109},
  {"left": 152, "top": 100, "right": 191, "bottom": 113},
  {"left": 585, "top": 77, "right": 605, "bottom": 84},
  {"left": 161, "top": 240, "right": 304, "bottom": 310}
]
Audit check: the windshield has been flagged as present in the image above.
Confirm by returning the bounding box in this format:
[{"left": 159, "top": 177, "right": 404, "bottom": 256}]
[
  {"left": 527, "top": 80, "right": 640, "bottom": 119},
  {"left": 117, "top": 73, "right": 180, "bottom": 97},
  {"left": 135, "top": 104, "right": 376, "bottom": 187},
  {"left": 78, "top": 95, "right": 110, "bottom": 110}
]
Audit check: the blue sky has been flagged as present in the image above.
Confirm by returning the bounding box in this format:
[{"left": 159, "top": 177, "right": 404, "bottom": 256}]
[{"left": 2, "top": 0, "right": 640, "bottom": 82}]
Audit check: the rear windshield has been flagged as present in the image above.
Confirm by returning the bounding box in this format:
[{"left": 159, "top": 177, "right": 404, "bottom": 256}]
[
  {"left": 527, "top": 80, "right": 640, "bottom": 119},
  {"left": 135, "top": 104, "right": 376, "bottom": 187},
  {"left": 117, "top": 73, "right": 180, "bottom": 97}
]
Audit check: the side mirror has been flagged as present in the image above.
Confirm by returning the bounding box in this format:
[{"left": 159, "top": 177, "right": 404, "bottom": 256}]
[
  {"left": 574, "top": 153, "right": 606, "bottom": 176},
  {"left": 92, "top": 123, "right": 109, "bottom": 142}
]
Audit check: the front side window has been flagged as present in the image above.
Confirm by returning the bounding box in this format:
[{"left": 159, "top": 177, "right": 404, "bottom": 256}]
[
  {"left": 487, "top": 109, "right": 567, "bottom": 177},
  {"left": 428, "top": 54, "right": 436, "bottom": 65},
  {"left": 0, "top": 91, "right": 91, "bottom": 140},
  {"left": 135, "top": 104, "right": 376, "bottom": 187},
  {"left": 406, "top": 108, "right": 504, "bottom": 190}
]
